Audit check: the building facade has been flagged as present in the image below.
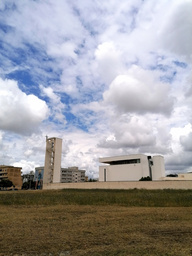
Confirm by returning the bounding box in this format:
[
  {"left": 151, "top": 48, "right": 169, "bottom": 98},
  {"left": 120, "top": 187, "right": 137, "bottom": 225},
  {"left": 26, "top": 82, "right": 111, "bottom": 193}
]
[
  {"left": 61, "top": 167, "right": 85, "bottom": 183},
  {"left": 99, "top": 154, "right": 165, "bottom": 182},
  {"left": 43, "top": 137, "right": 62, "bottom": 184},
  {"left": 36, "top": 166, "right": 86, "bottom": 183},
  {"left": 34, "top": 167, "right": 44, "bottom": 189},
  {"left": 0, "top": 165, "right": 23, "bottom": 189}
]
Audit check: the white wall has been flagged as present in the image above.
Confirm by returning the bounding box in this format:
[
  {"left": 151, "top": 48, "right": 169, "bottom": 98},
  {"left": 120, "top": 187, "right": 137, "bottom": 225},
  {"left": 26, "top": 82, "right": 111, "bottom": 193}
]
[
  {"left": 43, "top": 137, "right": 62, "bottom": 184},
  {"left": 53, "top": 138, "right": 62, "bottom": 183},
  {"left": 43, "top": 180, "right": 192, "bottom": 190},
  {"left": 99, "top": 164, "right": 143, "bottom": 181},
  {"left": 43, "top": 139, "right": 52, "bottom": 184},
  {"left": 178, "top": 173, "right": 192, "bottom": 180},
  {"left": 99, "top": 155, "right": 151, "bottom": 182},
  {"left": 151, "top": 156, "right": 165, "bottom": 180}
]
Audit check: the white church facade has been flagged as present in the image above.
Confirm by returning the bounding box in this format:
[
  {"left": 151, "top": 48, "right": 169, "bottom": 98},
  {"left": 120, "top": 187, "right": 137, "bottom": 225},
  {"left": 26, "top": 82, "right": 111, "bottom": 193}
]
[{"left": 99, "top": 154, "right": 165, "bottom": 182}]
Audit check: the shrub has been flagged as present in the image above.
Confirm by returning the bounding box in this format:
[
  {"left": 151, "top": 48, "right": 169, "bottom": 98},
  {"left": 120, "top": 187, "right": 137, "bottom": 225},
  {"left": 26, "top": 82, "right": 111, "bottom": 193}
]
[
  {"left": 139, "top": 176, "right": 152, "bottom": 181},
  {"left": 0, "top": 179, "right": 13, "bottom": 188}
]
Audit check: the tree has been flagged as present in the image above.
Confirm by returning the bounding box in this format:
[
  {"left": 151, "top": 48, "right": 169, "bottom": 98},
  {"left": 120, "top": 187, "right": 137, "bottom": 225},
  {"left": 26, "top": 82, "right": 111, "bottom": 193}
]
[
  {"left": 166, "top": 174, "right": 178, "bottom": 177},
  {"left": 139, "top": 176, "right": 152, "bottom": 181},
  {"left": 22, "top": 181, "right": 36, "bottom": 189},
  {"left": 88, "top": 178, "right": 97, "bottom": 182},
  {"left": 0, "top": 179, "right": 13, "bottom": 188}
]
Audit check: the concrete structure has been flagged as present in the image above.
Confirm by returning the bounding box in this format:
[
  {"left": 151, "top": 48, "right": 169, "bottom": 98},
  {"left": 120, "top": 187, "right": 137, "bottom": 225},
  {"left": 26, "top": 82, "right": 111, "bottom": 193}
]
[
  {"left": 43, "top": 137, "right": 62, "bottom": 184},
  {"left": 99, "top": 154, "right": 165, "bottom": 182},
  {"left": 61, "top": 167, "right": 85, "bottom": 183},
  {"left": 178, "top": 173, "right": 192, "bottom": 180},
  {"left": 0, "top": 165, "right": 23, "bottom": 189},
  {"left": 162, "top": 172, "right": 192, "bottom": 181},
  {"left": 43, "top": 180, "right": 192, "bottom": 190}
]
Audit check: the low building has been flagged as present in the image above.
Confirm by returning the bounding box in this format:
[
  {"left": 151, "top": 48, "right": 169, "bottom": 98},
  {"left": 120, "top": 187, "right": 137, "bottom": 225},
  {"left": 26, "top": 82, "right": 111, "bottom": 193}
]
[
  {"left": 162, "top": 172, "right": 192, "bottom": 181},
  {"left": 178, "top": 173, "right": 192, "bottom": 180},
  {"left": 0, "top": 165, "right": 23, "bottom": 189},
  {"left": 61, "top": 167, "right": 86, "bottom": 183},
  {"left": 99, "top": 154, "right": 165, "bottom": 182}
]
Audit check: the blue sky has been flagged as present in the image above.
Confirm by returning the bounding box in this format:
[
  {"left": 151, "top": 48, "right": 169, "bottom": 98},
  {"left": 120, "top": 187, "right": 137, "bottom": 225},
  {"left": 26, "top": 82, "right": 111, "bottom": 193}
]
[{"left": 0, "top": 0, "right": 192, "bottom": 176}]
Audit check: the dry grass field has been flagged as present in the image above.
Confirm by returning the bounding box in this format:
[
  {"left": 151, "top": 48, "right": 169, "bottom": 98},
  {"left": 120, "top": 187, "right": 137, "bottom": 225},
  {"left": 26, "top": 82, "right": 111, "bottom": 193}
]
[{"left": 0, "top": 189, "right": 192, "bottom": 256}]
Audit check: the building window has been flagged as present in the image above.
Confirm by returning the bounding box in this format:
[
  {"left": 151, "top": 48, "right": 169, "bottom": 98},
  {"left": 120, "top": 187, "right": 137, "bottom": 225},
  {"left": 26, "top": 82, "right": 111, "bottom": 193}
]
[
  {"left": 104, "top": 169, "right": 106, "bottom": 182},
  {"left": 110, "top": 159, "right": 140, "bottom": 165}
]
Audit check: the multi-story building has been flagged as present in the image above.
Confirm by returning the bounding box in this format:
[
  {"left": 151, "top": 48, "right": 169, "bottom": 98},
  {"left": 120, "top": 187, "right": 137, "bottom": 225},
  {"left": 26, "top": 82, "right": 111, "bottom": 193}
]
[
  {"left": 61, "top": 167, "right": 85, "bottom": 183},
  {"left": 36, "top": 166, "right": 86, "bottom": 183},
  {"left": 0, "top": 165, "right": 23, "bottom": 189},
  {"left": 99, "top": 154, "right": 165, "bottom": 182},
  {"left": 43, "top": 136, "right": 62, "bottom": 184}
]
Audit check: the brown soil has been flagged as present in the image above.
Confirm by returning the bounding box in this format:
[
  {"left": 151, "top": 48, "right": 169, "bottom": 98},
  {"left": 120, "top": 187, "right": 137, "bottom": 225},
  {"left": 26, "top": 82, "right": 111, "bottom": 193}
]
[{"left": 0, "top": 205, "right": 192, "bottom": 256}]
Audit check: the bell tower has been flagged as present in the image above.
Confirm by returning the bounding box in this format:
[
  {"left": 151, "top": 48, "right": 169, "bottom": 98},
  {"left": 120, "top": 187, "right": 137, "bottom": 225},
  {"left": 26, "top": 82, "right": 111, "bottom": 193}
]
[{"left": 43, "top": 137, "right": 62, "bottom": 184}]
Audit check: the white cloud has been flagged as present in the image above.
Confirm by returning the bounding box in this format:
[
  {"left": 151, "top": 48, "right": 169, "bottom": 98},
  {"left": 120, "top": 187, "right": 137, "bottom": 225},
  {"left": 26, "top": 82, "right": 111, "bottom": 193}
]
[
  {"left": 39, "top": 84, "right": 66, "bottom": 123},
  {"left": 0, "top": 78, "right": 49, "bottom": 135},
  {"left": 159, "top": 0, "right": 192, "bottom": 61},
  {"left": 103, "top": 66, "right": 175, "bottom": 116},
  {"left": 95, "top": 41, "right": 124, "bottom": 84},
  {"left": 13, "top": 160, "right": 37, "bottom": 174},
  {"left": 165, "top": 152, "right": 192, "bottom": 172},
  {"left": 180, "top": 132, "right": 192, "bottom": 151},
  {"left": 47, "top": 42, "right": 77, "bottom": 59},
  {"left": 98, "top": 115, "right": 156, "bottom": 149}
]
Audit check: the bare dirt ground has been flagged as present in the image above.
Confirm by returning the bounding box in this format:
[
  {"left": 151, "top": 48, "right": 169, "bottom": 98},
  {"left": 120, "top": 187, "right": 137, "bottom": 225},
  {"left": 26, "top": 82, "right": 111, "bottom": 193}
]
[{"left": 0, "top": 204, "right": 192, "bottom": 256}]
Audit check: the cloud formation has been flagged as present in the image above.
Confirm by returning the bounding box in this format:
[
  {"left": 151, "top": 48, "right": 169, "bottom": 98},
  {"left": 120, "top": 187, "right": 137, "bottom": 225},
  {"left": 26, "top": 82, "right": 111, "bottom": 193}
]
[
  {"left": 103, "top": 66, "right": 175, "bottom": 116},
  {"left": 180, "top": 132, "right": 192, "bottom": 152},
  {"left": 0, "top": 78, "right": 48, "bottom": 134}
]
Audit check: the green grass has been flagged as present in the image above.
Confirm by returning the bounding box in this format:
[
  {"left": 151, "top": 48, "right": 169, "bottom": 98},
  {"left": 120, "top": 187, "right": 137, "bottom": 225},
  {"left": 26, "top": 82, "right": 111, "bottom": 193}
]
[{"left": 0, "top": 189, "right": 192, "bottom": 207}]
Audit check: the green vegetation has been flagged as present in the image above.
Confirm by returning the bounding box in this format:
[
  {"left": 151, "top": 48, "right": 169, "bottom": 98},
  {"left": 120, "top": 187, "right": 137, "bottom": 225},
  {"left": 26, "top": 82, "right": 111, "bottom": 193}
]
[
  {"left": 87, "top": 178, "right": 97, "bottom": 182},
  {"left": 22, "top": 180, "right": 36, "bottom": 189},
  {"left": 139, "top": 176, "right": 152, "bottom": 181},
  {"left": 0, "top": 179, "right": 13, "bottom": 188},
  {"left": 0, "top": 189, "right": 192, "bottom": 207}
]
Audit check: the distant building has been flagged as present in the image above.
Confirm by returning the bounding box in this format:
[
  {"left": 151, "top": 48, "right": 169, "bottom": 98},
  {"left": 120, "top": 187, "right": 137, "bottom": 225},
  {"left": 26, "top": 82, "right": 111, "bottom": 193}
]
[
  {"left": 36, "top": 166, "right": 86, "bottom": 183},
  {"left": 61, "top": 167, "right": 85, "bottom": 183},
  {"left": 35, "top": 167, "right": 44, "bottom": 189},
  {"left": 22, "top": 171, "right": 34, "bottom": 183},
  {"left": 0, "top": 165, "right": 23, "bottom": 189},
  {"left": 43, "top": 137, "right": 62, "bottom": 184},
  {"left": 99, "top": 154, "right": 165, "bottom": 182},
  {"left": 162, "top": 172, "right": 192, "bottom": 181},
  {"left": 177, "top": 173, "right": 192, "bottom": 180}
]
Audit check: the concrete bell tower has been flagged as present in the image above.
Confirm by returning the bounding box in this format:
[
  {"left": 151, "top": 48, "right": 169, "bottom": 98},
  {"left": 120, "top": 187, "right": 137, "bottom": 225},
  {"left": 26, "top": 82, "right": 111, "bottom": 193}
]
[{"left": 43, "top": 137, "right": 62, "bottom": 184}]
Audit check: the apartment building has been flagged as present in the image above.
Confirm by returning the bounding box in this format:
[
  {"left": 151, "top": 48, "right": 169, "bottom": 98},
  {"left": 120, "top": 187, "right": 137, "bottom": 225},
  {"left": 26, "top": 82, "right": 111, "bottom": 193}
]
[
  {"left": 61, "top": 167, "right": 85, "bottom": 183},
  {"left": 0, "top": 165, "right": 23, "bottom": 189}
]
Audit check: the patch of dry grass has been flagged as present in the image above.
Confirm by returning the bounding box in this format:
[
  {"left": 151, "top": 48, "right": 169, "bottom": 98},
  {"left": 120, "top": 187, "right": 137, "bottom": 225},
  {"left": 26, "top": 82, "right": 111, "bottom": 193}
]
[
  {"left": 0, "top": 190, "right": 192, "bottom": 255},
  {"left": 1, "top": 189, "right": 192, "bottom": 207}
]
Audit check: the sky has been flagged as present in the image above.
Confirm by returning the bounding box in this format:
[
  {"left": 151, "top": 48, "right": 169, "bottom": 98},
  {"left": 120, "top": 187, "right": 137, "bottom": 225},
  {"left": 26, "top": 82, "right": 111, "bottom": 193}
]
[{"left": 0, "top": 0, "right": 192, "bottom": 177}]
